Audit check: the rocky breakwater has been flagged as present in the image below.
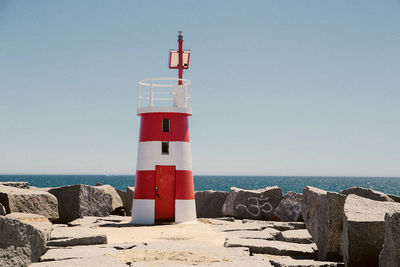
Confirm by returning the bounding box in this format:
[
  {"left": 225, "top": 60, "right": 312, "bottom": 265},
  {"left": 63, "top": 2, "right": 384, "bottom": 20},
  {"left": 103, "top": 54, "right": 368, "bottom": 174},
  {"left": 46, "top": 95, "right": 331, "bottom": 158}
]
[{"left": 342, "top": 194, "right": 400, "bottom": 267}]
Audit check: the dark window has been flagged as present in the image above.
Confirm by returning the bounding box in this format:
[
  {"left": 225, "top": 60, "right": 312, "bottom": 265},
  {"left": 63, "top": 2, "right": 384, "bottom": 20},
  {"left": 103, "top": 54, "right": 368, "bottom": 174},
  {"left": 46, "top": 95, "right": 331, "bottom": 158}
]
[
  {"left": 162, "top": 118, "right": 170, "bottom": 132},
  {"left": 162, "top": 142, "right": 169, "bottom": 155}
]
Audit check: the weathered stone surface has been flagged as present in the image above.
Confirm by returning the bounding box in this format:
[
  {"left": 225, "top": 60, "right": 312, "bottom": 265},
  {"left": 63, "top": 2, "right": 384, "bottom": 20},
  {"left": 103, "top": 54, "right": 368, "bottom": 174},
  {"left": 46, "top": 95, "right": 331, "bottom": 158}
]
[
  {"left": 342, "top": 195, "right": 400, "bottom": 267},
  {"left": 274, "top": 191, "right": 303, "bottom": 222},
  {"left": 48, "top": 225, "right": 107, "bottom": 246},
  {"left": 125, "top": 186, "right": 134, "bottom": 216},
  {"left": 95, "top": 184, "right": 124, "bottom": 211},
  {"left": 0, "top": 181, "right": 30, "bottom": 189},
  {"left": 274, "top": 229, "right": 313, "bottom": 244},
  {"left": 49, "top": 184, "right": 113, "bottom": 223},
  {"left": 226, "top": 228, "right": 280, "bottom": 240},
  {"left": 224, "top": 237, "right": 317, "bottom": 259},
  {"left": 5, "top": 213, "right": 52, "bottom": 241},
  {"left": 0, "top": 203, "right": 5, "bottom": 215},
  {"left": 243, "top": 219, "right": 306, "bottom": 231},
  {"left": 68, "top": 215, "right": 129, "bottom": 228},
  {"left": 222, "top": 186, "right": 282, "bottom": 220},
  {"left": 269, "top": 257, "right": 343, "bottom": 267},
  {"left": 0, "top": 185, "right": 58, "bottom": 220},
  {"left": 380, "top": 210, "right": 400, "bottom": 267},
  {"left": 30, "top": 256, "right": 128, "bottom": 267},
  {"left": 340, "top": 187, "right": 394, "bottom": 202},
  {"left": 388, "top": 194, "right": 400, "bottom": 203},
  {"left": 301, "top": 186, "right": 346, "bottom": 261},
  {"left": 195, "top": 190, "right": 228, "bottom": 218},
  {"left": 0, "top": 216, "right": 47, "bottom": 266}
]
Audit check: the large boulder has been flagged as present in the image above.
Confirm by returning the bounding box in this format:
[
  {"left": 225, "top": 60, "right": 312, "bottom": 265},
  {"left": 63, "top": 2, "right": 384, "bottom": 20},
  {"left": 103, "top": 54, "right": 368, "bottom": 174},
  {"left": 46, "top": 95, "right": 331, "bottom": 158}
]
[
  {"left": 222, "top": 186, "right": 282, "bottom": 220},
  {"left": 0, "top": 203, "right": 5, "bottom": 215},
  {"left": 342, "top": 194, "right": 400, "bottom": 267},
  {"left": 301, "top": 186, "right": 346, "bottom": 261},
  {"left": 5, "top": 213, "right": 53, "bottom": 241},
  {"left": 0, "top": 181, "right": 30, "bottom": 189},
  {"left": 125, "top": 186, "right": 134, "bottom": 216},
  {"left": 195, "top": 190, "right": 228, "bottom": 218},
  {"left": 274, "top": 191, "right": 303, "bottom": 222},
  {"left": 340, "top": 187, "right": 394, "bottom": 202},
  {"left": 0, "top": 216, "right": 47, "bottom": 266},
  {"left": 49, "top": 184, "right": 113, "bottom": 223},
  {"left": 388, "top": 194, "right": 400, "bottom": 203},
  {"left": 0, "top": 185, "right": 58, "bottom": 220},
  {"left": 95, "top": 185, "right": 124, "bottom": 212},
  {"left": 380, "top": 210, "right": 400, "bottom": 267}
]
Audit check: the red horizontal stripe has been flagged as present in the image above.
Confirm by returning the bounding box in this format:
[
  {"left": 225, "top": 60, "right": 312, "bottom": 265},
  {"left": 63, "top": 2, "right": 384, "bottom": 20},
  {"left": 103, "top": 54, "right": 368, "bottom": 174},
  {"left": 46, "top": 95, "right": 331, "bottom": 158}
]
[
  {"left": 134, "top": 170, "right": 195, "bottom": 200},
  {"left": 139, "top": 113, "right": 190, "bottom": 142},
  {"left": 175, "top": 170, "right": 195, "bottom": 199}
]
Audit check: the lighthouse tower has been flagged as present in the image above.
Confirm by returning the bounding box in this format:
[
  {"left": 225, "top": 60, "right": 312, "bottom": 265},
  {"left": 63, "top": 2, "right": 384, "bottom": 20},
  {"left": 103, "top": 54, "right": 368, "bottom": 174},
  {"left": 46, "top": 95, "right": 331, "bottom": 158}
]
[{"left": 131, "top": 31, "right": 196, "bottom": 224}]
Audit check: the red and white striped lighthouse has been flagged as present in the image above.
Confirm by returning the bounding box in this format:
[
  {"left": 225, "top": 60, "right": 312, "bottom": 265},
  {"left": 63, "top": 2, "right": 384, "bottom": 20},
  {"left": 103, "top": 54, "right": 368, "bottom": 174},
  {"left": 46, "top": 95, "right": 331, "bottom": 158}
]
[{"left": 131, "top": 31, "right": 196, "bottom": 224}]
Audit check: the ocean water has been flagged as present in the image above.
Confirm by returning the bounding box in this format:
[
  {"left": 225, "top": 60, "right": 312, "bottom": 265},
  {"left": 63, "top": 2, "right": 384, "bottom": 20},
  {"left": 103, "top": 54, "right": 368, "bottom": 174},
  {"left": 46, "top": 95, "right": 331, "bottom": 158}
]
[{"left": 0, "top": 175, "right": 399, "bottom": 196}]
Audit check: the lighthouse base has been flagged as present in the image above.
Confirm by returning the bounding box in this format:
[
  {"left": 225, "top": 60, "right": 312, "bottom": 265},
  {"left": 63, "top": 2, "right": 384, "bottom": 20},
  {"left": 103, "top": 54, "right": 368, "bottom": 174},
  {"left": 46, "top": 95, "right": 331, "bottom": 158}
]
[{"left": 130, "top": 199, "right": 196, "bottom": 225}]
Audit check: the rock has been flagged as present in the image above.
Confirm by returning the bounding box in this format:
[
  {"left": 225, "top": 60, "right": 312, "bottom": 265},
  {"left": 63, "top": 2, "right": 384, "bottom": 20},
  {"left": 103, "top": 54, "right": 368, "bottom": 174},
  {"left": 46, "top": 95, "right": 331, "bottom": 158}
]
[
  {"left": 301, "top": 186, "right": 346, "bottom": 261},
  {"left": 269, "top": 257, "right": 343, "bottom": 267},
  {"left": 274, "top": 191, "right": 303, "bottom": 222},
  {"left": 226, "top": 228, "right": 280, "bottom": 240},
  {"left": 274, "top": 229, "right": 313, "bottom": 244},
  {"left": 5, "top": 213, "right": 52, "bottom": 241},
  {"left": 243, "top": 219, "right": 307, "bottom": 231},
  {"left": 30, "top": 256, "right": 128, "bottom": 267},
  {"left": 222, "top": 186, "right": 282, "bottom": 220},
  {"left": 342, "top": 194, "right": 400, "bottom": 267},
  {"left": 224, "top": 237, "right": 317, "bottom": 259},
  {"left": 388, "top": 194, "right": 400, "bottom": 203},
  {"left": 125, "top": 186, "right": 134, "bottom": 216},
  {"left": 0, "top": 185, "right": 58, "bottom": 220},
  {"left": 68, "top": 215, "right": 129, "bottom": 228},
  {"left": 95, "top": 184, "right": 124, "bottom": 211},
  {"left": 49, "top": 184, "right": 113, "bottom": 223},
  {"left": 195, "top": 190, "right": 228, "bottom": 218},
  {"left": 380, "top": 210, "right": 400, "bottom": 267},
  {"left": 340, "top": 187, "right": 394, "bottom": 202},
  {"left": 0, "top": 203, "right": 5, "bottom": 215},
  {"left": 0, "top": 216, "right": 47, "bottom": 266},
  {"left": 48, "top": 225, "right": 107, "bottom": 246},
  {"left": 0, "top": 181, "right": 30, "bottom": 189}
]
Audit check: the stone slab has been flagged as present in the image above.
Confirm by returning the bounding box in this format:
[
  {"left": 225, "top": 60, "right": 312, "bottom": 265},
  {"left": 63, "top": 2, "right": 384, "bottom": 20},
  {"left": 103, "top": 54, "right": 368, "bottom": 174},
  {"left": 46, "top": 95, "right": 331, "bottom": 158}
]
[
  {"left": 48, "top": 225, "right": 107, "bottom": 246},
  {"left": 274, "top": 229, "right": 313, "bottom": 244},
  {"left": 269, "top": 257, "right": 343, "bottom": 267},
  {"left": 224, "top": 237, "right": 317, "bottom": 259}
]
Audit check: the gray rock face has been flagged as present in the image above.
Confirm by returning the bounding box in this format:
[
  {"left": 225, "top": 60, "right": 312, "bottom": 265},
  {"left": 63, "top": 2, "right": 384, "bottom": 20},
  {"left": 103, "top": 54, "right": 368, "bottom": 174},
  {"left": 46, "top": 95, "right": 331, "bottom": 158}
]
[
  {"left": 222, "top": 186, "right": 282, "bottom": 220},
  {"left": 388, "top": 194, "right": 400, "bottom": 203},
  {"left": 0, "top": 181, "right": 30, "bottom": 189},
  {"left": 49, "top": 184, "right": 113, "bottom": 223},
  {"left": 5, "top": 213, "right": 53, "bottom": 241},
  {"left": 0, "top": 203, "right": 5, "bottom": 215},
  {"left": 301, "top": 186, "right": 346, "bottom": 261},
  {"left": 224, "top": 237, "right": 317, "bottom": 259},
  {"left": 48, "top": 225, "right": 107, "bottom": 247},
  {"left": 340, "top": 187, "right": 394, "bottom": 202},
  {"left": 0, "top": 185, "right": 58, "bottom": 220},
  {"left": 95, "top": 184, "right": 124, "bottom": 211},
  {"left": 342, "top": 195, "right": 400, "bottom": 267},
  {"left": 0, "top": 216, "right": 47, "bottom": 266},
  {"left": 195, "top": 190, "right": 228, "bottom": 218},
  {"left": 274, "top": 191, "right": 303, "bottom": 222},
  {"left": 274, "top": 229, "right": 313, "bottom": 244},
  {"left": 380, "top": 210, "right": 400, "bottom": 267},
  {"left": 125, "top": 186, "right": 134, "bottom": 216}
]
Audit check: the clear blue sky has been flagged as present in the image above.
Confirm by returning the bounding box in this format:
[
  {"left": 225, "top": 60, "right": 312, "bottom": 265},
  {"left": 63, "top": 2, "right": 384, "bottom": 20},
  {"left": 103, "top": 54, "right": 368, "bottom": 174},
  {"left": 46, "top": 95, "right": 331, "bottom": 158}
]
[{"left": 1, "top": 1, "right": 399, "bottom": 176}]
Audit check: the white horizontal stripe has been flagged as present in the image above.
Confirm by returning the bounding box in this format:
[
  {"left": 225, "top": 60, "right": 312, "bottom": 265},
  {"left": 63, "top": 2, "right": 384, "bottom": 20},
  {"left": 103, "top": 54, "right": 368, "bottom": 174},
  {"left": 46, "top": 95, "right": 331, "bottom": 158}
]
[
  {"left": 131, "top": 199, "right": 155, "bottom": 225},
  {"left": 175, "top": 199, "right": 197, "bottom": 223},
  {"left": 136, "top": 141, "right": 192, "bottom": 171}
]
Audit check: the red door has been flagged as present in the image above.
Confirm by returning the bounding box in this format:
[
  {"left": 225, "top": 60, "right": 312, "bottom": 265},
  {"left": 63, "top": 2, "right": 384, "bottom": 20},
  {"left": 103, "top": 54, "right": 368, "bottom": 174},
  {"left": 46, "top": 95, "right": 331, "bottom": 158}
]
[{"left": 155, "top": 165, "right": 176, "bottom": 220}]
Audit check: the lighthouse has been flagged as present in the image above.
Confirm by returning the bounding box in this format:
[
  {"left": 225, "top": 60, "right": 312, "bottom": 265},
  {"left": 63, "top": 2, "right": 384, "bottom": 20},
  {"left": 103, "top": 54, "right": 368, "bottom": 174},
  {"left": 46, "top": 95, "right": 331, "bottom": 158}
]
[{"left": 131, "top": 31, "right": 196, "bottom": 224}]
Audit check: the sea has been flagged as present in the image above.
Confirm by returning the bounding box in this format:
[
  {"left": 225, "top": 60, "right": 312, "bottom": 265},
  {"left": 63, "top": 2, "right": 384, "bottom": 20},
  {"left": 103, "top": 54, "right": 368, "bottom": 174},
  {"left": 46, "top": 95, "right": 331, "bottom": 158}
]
[{"left": 0, "top": 175, "right": 399, "bottom": 196}]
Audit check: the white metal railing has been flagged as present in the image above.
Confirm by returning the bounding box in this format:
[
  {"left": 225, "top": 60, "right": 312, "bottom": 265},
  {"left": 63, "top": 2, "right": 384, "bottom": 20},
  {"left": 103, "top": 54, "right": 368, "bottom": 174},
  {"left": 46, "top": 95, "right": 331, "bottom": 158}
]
[{"left": 137, "top": 77, "right": 191, "bottom": 110}]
